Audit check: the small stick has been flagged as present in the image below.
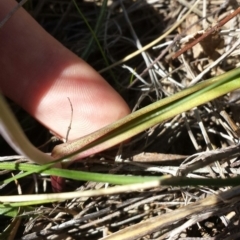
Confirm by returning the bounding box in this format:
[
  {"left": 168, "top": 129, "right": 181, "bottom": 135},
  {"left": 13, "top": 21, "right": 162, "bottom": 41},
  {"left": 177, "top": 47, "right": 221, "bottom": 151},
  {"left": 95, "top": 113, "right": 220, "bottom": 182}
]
[
  {"left": 172, "top": 7, "right": 240, "bottom": 59},
  {"left": 220, "top": 110, "right": 240, "bottom": 138},
  {"left": 66, "top": 97, "right": 73, "bottom": 142}
]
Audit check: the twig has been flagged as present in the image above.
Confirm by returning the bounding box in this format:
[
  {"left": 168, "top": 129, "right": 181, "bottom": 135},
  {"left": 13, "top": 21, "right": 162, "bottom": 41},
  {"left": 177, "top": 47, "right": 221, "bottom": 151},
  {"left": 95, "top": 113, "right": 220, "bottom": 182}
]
[
  {"left": 172, "top": 7, "right": 240, "bottom": 59},
  {"left": 66, "top": 97, "right": 73, "bottom": 142},
  {"left": 178, "top": 143, "right": 240, "bottom": 176},
  {"left": 99, "top": 0, "right": 201, "bottom": 73}
]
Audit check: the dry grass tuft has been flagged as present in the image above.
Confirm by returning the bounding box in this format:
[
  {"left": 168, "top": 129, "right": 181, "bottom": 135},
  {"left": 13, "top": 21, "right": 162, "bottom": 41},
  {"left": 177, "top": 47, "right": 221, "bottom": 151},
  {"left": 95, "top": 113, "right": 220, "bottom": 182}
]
[{"left": 2, "top": 0, "right": 240, "bottom": 239}]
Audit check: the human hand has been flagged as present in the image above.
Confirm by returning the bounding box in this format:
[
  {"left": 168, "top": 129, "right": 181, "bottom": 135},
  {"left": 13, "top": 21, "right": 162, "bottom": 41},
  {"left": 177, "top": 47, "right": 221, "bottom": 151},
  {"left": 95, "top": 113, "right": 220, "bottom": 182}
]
[
  {"left": 0, "top": 0, "right": 130, "bottom": 191},
  {"left": 0, "top": 0, "right": 130, "bottom": 143}
]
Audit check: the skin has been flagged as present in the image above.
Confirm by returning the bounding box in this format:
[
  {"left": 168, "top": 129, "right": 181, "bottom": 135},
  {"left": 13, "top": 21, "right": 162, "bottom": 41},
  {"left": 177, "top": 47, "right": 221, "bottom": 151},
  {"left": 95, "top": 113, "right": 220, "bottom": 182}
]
[
  {"left": 0, "top": 0, "right": 130, "bottom": 143},
  {"left": 0, "top": 0, "right": 130, "bottom": 191}
]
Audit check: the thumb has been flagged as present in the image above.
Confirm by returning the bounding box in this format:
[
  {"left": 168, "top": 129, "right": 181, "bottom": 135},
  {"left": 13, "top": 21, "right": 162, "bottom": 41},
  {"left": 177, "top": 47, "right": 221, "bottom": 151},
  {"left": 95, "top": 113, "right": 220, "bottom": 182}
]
[{"left": 0, "top": 0, "right": 130, "bottom": 142}]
